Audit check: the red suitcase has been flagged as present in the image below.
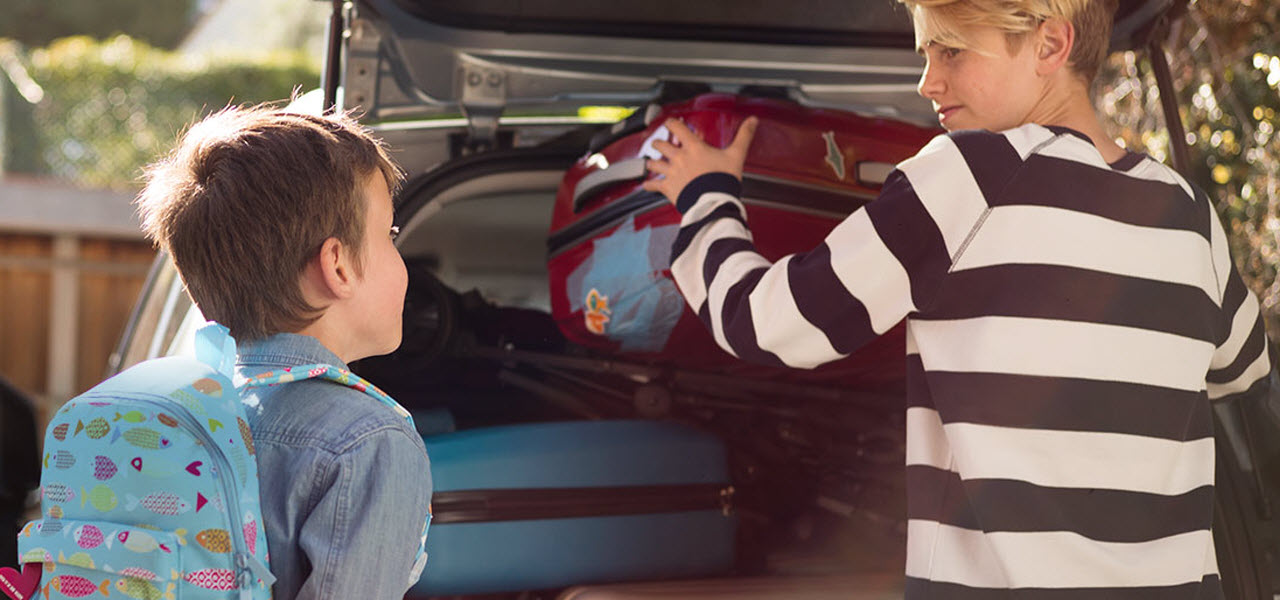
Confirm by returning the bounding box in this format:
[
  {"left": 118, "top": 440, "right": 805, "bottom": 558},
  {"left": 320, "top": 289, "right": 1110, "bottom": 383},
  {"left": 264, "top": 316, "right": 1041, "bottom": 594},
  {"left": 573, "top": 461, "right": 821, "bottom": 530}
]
[{"left": 546, "top": 93, "right": 940, "bottom": 390}]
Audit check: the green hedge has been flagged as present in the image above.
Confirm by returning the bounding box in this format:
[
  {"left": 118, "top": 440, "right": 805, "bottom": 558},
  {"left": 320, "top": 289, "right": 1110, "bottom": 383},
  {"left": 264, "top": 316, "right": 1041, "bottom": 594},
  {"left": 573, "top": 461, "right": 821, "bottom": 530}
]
[{"left": 3, "top": 35, "right": 320, "bottom": 189}]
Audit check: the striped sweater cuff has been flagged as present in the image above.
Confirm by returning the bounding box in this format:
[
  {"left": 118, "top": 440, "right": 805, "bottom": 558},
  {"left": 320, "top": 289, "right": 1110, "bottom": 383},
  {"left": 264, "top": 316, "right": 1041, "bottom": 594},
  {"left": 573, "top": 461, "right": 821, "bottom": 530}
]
[{"left": 675, "top": 172, "right": 742, "bottom": 214}]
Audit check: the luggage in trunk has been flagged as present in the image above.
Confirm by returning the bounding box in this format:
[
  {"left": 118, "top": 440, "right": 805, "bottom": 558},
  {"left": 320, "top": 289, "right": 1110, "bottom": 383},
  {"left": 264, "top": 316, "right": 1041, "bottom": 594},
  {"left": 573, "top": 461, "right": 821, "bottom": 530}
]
[
  {"left": 546, "top": 93, "right": 939, "bottom": 390},
  {"left": 409, "top": 420, "right": 736, "bottom": 597}
]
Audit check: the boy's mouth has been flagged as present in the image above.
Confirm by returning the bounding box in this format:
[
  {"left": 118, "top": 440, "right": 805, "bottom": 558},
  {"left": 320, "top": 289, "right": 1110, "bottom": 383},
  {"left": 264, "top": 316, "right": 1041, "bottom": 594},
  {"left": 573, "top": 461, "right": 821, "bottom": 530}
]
[{"left": 936, "top": 105, "right": 961, "bottom": 124}]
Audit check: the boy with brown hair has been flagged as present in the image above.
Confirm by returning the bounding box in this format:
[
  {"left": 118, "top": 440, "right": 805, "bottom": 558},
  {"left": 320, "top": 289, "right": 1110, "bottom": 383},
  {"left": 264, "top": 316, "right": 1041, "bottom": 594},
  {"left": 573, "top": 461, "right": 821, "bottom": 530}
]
[
  {"left": 136, "top": 106, "right": 431, "bottom": 600},
  {"left": 645, "top": 0, "right": 1270, "bottom": 596}
]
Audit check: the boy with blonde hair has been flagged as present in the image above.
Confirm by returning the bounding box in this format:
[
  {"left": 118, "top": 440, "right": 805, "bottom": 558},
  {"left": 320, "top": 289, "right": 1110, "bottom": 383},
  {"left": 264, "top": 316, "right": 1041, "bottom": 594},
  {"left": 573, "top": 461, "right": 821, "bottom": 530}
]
[
  {"left": 645, "top": 0, "right": 1270, "bottom": 596},
  {"left": 136, "top": 107, "right": 431, "bottom": 600}
]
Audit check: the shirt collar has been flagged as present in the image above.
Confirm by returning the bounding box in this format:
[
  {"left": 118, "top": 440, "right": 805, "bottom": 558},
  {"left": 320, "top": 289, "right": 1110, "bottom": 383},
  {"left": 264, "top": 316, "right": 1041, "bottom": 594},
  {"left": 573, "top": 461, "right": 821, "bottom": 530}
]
[
  {"left": 1041, "top": 124, "right": 1146, "bottom": 173},
  {"left": 235, "top": 333, "right": 349, "bottom": 370}
]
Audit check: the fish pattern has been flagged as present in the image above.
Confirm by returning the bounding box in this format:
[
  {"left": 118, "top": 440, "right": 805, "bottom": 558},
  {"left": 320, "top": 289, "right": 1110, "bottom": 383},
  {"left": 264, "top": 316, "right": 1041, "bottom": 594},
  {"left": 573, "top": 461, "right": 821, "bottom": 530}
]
[
  {"left": 114, "top": 427, "right": 172, "bottom": 450},
  {"left": 115, "top": 410, "right": 147, "bottom": 423},
  {"left": 39, "top": 520, "right": 63, "bottom": 535},
  {"left": 47, "top": 575, "right": 110, "bottom": 598},
  {"left": 83, "top": 484, "right": 118, "bottom": 512},
  {"left": 21, "top": 548, "right": 51, "bottom": 563},
  {"left": 84, "top": 418, "right": 111, "bottom": 440},
  {"left": 92, "top": 456, "right": 117, "bottom": 481},
  {"left": 243, "top": 514, "right": 258, "bottom": 555},
  {"left": 57, "top": 551, "right": 95, "bottom": 570},
  {"left": 237, "top": 418, "right": 255, "bottom": 455},
  {"left": 117, "top": 530, "right": 163, "bottom": 554},
  {"left": 118, "top": 568, "right": 158, "bottom": 581},
  {"left": 228, "top": 445, "right": 248, "bottom": 486},
  {"left": 72, "top": 524, "right": 104, "bottom": 550},
  {"left": 195, "top": 529, "right": 231, "bottom": 554},
  {"left": 184, "top": 569, "right": 236, "bottom": 591},
  {"left": 53, "top": 450, "right": 76, "bottom": 470},
  {"left": 126, "top": 492, "right": 193, "bottom": 516},
  {"left": 192, "top": 378, "right": 223, "bottom": 397},
  {"left": 115, "top": 577, "right": 174, "bottom": 600},
  {"left": 167, "top": 389, "right": 206, "bottom": 416},
  {"left": 17, "top": 325, "right": 407, "bottom": 600},
  {"left": 43, "top": 483, "right": 75, "bottom": 504}
]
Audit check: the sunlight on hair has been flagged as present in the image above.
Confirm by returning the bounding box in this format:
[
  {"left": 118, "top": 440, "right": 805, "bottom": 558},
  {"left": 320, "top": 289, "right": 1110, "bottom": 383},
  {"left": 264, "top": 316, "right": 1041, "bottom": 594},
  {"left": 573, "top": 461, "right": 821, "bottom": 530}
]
[{"left": 900, "top": 0, "right": 1116, "bottom": 81}]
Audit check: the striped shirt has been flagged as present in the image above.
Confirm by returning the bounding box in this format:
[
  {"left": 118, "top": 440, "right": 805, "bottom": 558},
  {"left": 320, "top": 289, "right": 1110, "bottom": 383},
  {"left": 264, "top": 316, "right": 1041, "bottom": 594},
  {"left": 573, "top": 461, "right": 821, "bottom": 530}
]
[{"left": 668, "top": 124, "right": 1271, "bottom": 598}]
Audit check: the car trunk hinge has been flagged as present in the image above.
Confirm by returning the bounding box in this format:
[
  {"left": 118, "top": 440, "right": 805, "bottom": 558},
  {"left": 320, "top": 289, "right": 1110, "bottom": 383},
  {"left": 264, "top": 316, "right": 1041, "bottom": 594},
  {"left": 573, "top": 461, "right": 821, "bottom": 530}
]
[
  {"left": 342, "top": 13, "right": 382, "bottom": 115},
  {"left": 457, "top": 55, "right": 507, "bottom": 152}
]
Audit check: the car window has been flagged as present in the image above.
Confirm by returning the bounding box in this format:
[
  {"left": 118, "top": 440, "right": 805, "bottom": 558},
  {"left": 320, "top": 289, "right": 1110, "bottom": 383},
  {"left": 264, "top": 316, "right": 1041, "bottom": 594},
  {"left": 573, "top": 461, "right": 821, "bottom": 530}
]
[{"left": 111, "top": 254, "right": 198, "bottom": 372}]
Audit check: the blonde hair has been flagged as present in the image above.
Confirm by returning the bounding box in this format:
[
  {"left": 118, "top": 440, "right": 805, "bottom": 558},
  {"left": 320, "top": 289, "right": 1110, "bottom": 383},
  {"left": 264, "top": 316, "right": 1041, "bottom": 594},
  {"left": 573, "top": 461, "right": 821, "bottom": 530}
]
[{"left": 899, "top": 0, "right": 1119, "bottom": 83}]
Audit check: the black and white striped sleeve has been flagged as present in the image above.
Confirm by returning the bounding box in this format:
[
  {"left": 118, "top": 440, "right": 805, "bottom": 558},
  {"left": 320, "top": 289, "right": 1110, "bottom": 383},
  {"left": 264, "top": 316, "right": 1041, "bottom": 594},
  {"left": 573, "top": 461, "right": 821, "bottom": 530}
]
[
  {"left": 1206, "top": 201, "right": 1271, "bottom": 403},
  {"left": 668, "top": 133, "right": 999, "bottom": 369}
]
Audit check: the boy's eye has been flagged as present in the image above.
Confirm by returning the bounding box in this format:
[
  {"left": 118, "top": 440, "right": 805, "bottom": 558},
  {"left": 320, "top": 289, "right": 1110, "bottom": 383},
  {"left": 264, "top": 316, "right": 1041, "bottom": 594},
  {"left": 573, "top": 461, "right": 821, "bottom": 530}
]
[{"left": 389, "top": 225, "right": 401, "bottom": 241}]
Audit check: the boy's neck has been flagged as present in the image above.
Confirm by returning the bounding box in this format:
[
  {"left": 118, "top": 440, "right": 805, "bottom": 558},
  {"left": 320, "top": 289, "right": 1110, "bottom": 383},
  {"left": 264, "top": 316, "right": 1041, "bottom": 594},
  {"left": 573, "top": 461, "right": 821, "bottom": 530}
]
[
  {"left": 295, "top": 314, "right": 358, "bottom": 365},
  {"left": 1025, "top": 81, "right": 1129, "bottom": 164}
]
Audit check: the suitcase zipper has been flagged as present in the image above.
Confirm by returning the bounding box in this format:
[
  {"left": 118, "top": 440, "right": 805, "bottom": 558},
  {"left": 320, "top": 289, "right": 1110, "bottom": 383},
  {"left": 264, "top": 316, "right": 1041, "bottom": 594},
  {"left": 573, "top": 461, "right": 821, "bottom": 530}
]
[
  {"left": 546, "top": 189, "right": 668, "bottom": 258},
  {"left": 546, "top": 174, "right": 877, "bottom": 259},
  {"left": 430, "top": 483, "right": 733, "bottom": 524}
]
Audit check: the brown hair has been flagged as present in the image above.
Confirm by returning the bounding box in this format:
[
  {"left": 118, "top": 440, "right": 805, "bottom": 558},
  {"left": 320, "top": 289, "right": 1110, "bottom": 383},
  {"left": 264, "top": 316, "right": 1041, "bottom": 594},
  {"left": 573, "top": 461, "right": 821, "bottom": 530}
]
[
  {"left": 900, "top": 0, "right": 1120, "bottom": 84},
  {"left": 136, "top": 105, "right": 403, "bottom": 341}
]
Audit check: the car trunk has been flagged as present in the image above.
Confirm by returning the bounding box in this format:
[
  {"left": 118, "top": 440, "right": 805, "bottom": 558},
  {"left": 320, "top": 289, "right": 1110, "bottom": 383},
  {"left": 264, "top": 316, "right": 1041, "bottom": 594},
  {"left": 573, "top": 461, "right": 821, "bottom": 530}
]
[
  {"left": 353, "top": 141, "right": 915, "bottom": 597},
  {"left": 110, "top": 0, "right": 1275, "bottom": 597},
  {"left": 327, "top": 0, "right": 1276, "bottom": 598}
]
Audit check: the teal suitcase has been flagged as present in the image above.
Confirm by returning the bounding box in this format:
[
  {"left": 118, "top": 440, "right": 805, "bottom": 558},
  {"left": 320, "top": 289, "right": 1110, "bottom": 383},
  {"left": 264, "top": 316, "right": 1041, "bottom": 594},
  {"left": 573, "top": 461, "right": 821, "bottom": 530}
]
[{"left": 410, "top": 420, "right": 736, "bottom": 596}]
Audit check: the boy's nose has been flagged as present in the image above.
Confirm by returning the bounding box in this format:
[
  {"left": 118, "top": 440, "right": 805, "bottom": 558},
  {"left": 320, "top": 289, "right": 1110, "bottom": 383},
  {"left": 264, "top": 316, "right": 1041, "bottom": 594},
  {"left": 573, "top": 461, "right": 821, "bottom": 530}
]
[{"left": 916, "top": 61, "right": 943, "bottom": 100}]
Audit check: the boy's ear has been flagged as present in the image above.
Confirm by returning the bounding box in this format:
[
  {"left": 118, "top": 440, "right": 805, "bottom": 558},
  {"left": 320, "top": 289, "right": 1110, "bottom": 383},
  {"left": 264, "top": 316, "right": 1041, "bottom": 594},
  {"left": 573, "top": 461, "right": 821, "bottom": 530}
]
[
  {"left": 1035, "top": 17, "right": 1074, "bottom": 76},
  {"left": 313, "top": 236, "right": 357, "bottom": 300}
]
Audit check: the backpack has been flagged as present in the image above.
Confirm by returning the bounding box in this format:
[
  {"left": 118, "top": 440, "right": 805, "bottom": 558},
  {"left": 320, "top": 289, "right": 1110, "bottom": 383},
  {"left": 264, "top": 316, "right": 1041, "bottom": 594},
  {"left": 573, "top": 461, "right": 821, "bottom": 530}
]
[{"left": 3, "top": 323, "right": 427, "bottom": 600}]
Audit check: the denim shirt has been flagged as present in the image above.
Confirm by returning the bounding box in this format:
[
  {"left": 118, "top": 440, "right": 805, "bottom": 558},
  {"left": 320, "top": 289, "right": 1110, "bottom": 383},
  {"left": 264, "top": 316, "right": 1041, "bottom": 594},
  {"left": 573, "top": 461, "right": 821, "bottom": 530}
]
[{"left": 235, "top": 333, "right": 432, "bottom": 600}]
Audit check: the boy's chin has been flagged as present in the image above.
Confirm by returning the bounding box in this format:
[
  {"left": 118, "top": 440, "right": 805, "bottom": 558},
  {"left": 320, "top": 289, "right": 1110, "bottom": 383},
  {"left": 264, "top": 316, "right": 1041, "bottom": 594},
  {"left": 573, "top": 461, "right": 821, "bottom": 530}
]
[
  {"left": 940, "top": 120, "right": 998, "bottom": 133},
  {"left": 370, "top": 338, "right": 403, "bottom": 360},
  {"left": 351, "top": 335, "right": 403, "bottom": 363}
]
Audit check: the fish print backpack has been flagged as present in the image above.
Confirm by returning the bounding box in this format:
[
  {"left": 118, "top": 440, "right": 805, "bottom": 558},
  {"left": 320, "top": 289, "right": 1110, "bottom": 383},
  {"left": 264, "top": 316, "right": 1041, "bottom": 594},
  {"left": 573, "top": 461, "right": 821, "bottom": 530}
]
[{"left": 2, "top": 323, "right": 425, "bottom": 600}]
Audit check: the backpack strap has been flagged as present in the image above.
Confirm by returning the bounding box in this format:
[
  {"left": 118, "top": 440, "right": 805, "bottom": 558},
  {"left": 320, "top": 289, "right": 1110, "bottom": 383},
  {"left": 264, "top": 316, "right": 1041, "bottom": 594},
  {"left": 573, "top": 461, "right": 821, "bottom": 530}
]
[
  {"left": 195, "top": 322, "right": 414, "bottom": 428},
  {"left": 240, "top": 365, "right": 415, "bottom": 428},
  {"left": 236, "top": 355, "right": 430, "bottom": 588},
  {"left": 195, "top": 321, "right": 239, "bottom": 379}
]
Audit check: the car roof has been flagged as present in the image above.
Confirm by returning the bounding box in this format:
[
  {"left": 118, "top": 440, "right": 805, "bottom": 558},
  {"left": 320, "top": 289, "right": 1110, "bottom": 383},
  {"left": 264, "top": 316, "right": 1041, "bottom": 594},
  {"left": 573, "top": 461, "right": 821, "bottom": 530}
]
[
  {"left": 387, "top": 0, "right": 917, "bottom": 48},
  {"left": 385, "top": 0, "right": 1182, "bottom": 51},
  {"left": 345, "top": 0, "right": 1185, "bottom": 127}
]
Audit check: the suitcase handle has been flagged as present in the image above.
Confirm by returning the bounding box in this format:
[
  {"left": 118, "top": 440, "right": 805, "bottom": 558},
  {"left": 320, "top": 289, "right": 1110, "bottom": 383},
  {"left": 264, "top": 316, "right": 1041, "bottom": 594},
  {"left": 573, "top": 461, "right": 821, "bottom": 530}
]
[{"left": 572, "top": 157, "right": 650, "bottom": 213}]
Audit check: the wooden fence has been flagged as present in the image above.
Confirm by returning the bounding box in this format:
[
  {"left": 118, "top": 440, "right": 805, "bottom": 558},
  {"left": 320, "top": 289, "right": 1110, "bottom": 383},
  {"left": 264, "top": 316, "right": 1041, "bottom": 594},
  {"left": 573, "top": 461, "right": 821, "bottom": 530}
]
[{"left": 0, "top": 178, "right": 155, "bottom": 423}]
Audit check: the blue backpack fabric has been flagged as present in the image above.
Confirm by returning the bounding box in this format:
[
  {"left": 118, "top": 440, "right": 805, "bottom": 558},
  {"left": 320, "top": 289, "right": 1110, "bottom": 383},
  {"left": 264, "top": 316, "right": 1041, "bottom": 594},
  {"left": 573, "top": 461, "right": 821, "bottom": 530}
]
[{"left": 13, "top": 323, "right": 425, "bottom": 600}]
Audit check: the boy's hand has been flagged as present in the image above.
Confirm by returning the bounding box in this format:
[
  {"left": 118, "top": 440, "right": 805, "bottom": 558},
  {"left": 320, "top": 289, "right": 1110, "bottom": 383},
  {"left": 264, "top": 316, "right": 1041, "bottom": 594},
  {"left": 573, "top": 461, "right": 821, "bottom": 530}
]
[{"left": 643, "top": 116, "right": 758, "bottom": 204}]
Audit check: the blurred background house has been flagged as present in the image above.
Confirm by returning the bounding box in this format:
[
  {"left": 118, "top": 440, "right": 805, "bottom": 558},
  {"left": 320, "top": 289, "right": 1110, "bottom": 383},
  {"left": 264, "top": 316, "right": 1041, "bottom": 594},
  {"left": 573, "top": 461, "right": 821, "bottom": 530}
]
[{"left": 0, "top": 0, "right": 326, "bottom": 424}]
